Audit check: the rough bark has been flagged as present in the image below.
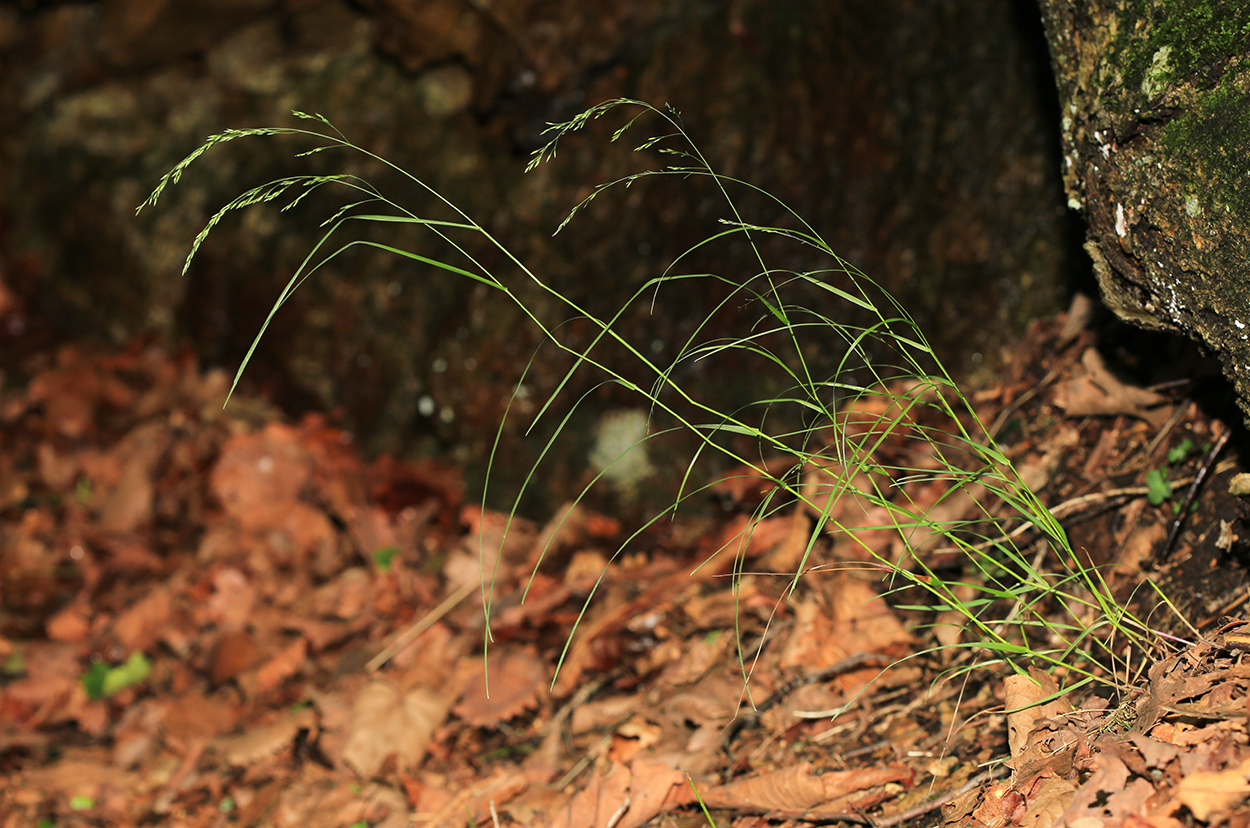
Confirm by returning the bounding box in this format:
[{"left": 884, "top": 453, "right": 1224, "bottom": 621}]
[{"left": 1038, "top": 1, "right": 1250, "bottom": 421}]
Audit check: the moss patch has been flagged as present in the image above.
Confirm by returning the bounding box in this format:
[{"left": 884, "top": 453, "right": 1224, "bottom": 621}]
[
  {"left": 1117, "top": 1, "right": 1250, "bottom": 97},
  {"left": 1160, "top": 76, "right": 1250, "bottom": 217}
]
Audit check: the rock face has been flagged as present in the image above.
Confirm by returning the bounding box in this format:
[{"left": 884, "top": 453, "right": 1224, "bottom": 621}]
[
  {"left": 1038, "top": 2, "right": 1250, "bottom": 422},
  {"left": 1, "top": 1, "right": 1077, "bottom": 511}
]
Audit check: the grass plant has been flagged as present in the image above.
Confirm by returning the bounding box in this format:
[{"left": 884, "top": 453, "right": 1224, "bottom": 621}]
[{"left": 139, "top": 99, "right": 1190, "bottom": 701}]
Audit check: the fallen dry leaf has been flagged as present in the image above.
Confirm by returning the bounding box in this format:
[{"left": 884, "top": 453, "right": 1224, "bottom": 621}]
[
  {"left": 1170, "top": 755, "right": 1250, "bottom": 821},
  {"left": 215, "top": 706, "right": 319, "bottom": 767},
  {"left": 4, "top": 317, "right": 1250, "bottom": 828},
  {"left": 700, "top": 761, "right": 914, "bottom": 817},
  {"left": 205, "top": 566, "right": 256, "bottom": 632},
  {"left": 26, "top": 346, "right": 135, "bottom": 439},
  {"left": 829, "top": 573, "right": 913, "bottom": 657},
  {"left": 1053, "top": 348, "right": 1170, "bottom": 423},
  {"left": 1005, "top": 669, "right": 1072, "bottom": 761},
  {"left": 210, "top": 422, "right": 311, "bottom": 529},
  {"left": 44, "top": 596, "right": 91, "bottom": 643},
  {"left": 454, "top": 647, "right": 548, "bottom": 727},
  {"left": 246, "top": 635, "right": 308, "bottom": 696},
  {"left": 542, "top": 760, "right": 689, "bottom": 828},
  {"left": 420, "top": 767, "right": 531, "bottom": 828},
  {"left": 780, "top": 596, "right": 847, "bottom": 669},
  {"left": 1018, "top": 775, "right": 1077, "bottom": 828},
  {"left": 98, "top": 421, "right": 169, "bottom": 533},
  {"left": 162, "top": 689, "right": 240, "bottom": 745},
  {"left": 641, "top": 671, "right": 740, "bottom": 777},
  {"left": 209, "top": 628, "right": 264, "bottom": 685},
  {"left": 13, "top": 750, "right": 138, "bottom": 803},
  {"left": 710, "top": 459, "right": 788, "bottom": 509},
  {"left": 532, "top": 502, "right": 621, "bottom": 568},
  {"left": 111, "top": 583, "right": 172, "bottom": 651},
  {"left": 342, "top": 677, "right": 451, "bottom": 777},
  {"left": 35, "top": 441, "right": 78, "bottom": 490}
]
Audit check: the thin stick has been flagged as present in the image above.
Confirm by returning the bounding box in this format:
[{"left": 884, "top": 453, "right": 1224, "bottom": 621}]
[
  {"left": 1132, "top": 402, "right": 1190, "bottom": 473},
  {"left": 934, "top": 478, "right": 1196, "bottom": 557},
  {"left": 603, "top": 796, "right": 631, "bottom": 828},
  {"left": 873, "top": 766, "right": 1007, "bottom": 828},
  {"left": 367, "top": 579, "right": 478, "bottom": 672},
  {"left": 1161, "top": 428, "right": 1231, "bottom": 559},
  {"left": 988, "top": 366, "right": 1060, "bottom": 440},
  {"left": 725, "top": 652, "right": 889, "bottom": 733}
]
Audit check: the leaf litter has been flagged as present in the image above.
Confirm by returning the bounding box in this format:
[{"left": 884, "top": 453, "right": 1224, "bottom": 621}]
[{"left": 0, "top": 297, "right": 1248, "bottom": 827}]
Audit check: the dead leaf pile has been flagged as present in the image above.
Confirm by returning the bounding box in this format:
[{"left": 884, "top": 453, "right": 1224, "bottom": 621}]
[
  {"left": 0, "top": 294, "right": 1246, "bottom": 827},
  {"left": 946, "top": 623, "right": 1250, "bottom": 828}
]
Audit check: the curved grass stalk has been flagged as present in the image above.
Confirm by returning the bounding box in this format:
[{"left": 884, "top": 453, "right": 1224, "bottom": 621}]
[{"left": 141, "top": 98, "right": 1188, "bottom": 699}]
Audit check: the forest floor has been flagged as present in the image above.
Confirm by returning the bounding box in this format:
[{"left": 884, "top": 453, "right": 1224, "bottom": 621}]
[{"left": 2, "top": 293, "right": 1250, "bottom": 828}]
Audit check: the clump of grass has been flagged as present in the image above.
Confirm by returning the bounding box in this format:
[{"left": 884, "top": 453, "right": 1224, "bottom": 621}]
[{"left": 139, "top": 100, "right": 1191, "bottom": 698}]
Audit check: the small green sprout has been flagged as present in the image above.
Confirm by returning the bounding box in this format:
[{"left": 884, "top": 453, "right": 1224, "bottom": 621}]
[
  {"left": 81, "top": 651, "right": 152, "bottom": 700},
  {"left": 1167, "top": 437, "right": 1195, "bottom": 464},
  {"left": 1146, "top": 468, "right": 1173, "bottom": 506},
  {"left": 74, "top": 477, "right": 92, "bottom": 507},
  {"left": 3, "top": 647, "right": 23, "bottom": 675},
  {"left": 373, "top": 546, "right": 398, "bottom": 571}
]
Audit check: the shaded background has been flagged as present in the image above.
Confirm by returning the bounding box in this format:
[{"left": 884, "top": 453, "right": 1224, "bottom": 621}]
[{"left": 0, "top": 0, "right": 1084, "bottom": 514}]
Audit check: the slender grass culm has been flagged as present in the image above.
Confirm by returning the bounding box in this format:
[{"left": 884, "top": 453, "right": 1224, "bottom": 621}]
[{"left": 139, "top": 99, "right": 1190, "bottom": 703}]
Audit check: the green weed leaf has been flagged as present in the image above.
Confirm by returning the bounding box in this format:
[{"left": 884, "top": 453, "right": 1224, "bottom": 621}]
[
  {"left": 1167, "top": 438, "right": 1194, "bottom": 464},
  {"left": 1146, "top": 468, "right": 1173, "bottom": 505},
  {"left": 373, "top": 546, "right": 398, "bottom": 571},
  {"left": 81, "top": 660, "right": 108, "bottom": 700},
  {"left": 82, "top": 651, "right": 152, "bottom": 700}
]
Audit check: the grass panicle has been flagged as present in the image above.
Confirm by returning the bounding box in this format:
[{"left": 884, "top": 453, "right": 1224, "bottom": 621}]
[{"left": 142, "top": 98, "right": 1191, "bottom": 700}]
